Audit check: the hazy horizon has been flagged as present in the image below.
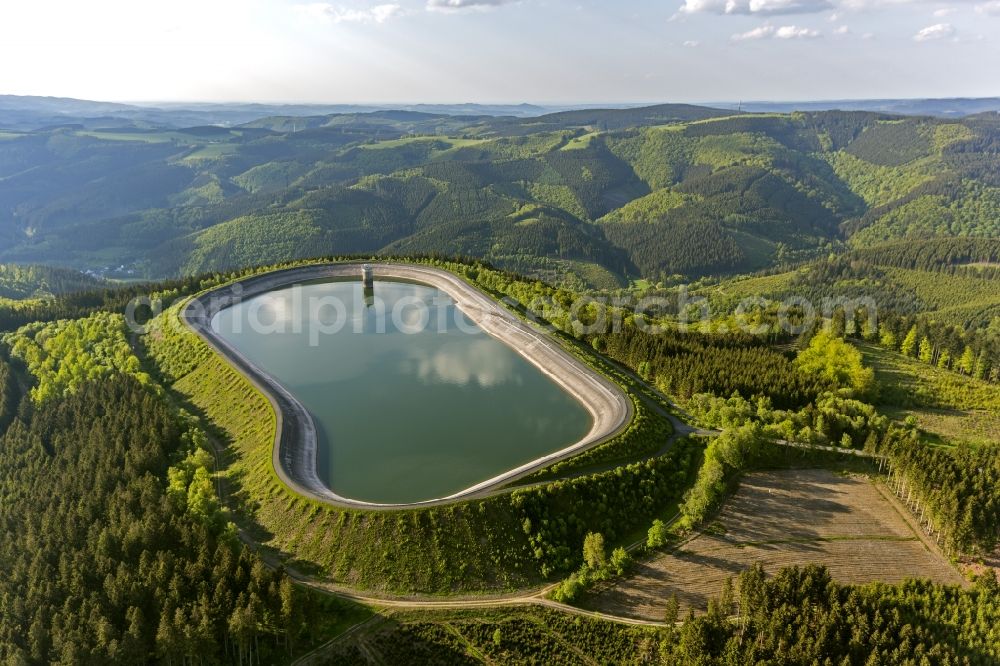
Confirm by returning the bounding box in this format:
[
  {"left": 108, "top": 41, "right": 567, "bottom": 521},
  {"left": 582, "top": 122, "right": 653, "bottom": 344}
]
[
  {"left": 2, "top": 0, "right": 999, "bottom": 105},
  {"left": 5, "top": 94, "right": 999, "bottom": 109}
]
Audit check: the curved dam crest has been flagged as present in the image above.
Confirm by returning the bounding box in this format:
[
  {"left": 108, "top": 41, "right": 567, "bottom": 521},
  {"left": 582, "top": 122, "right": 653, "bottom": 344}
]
[{"left": 181, "top": 263, "right": 632, "bottom": 508}]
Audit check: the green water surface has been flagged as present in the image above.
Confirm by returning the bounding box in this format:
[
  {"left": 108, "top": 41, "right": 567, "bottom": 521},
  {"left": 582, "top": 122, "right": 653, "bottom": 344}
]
[{"left": 211, "top": 280, "right": 592, "bottom": 503}]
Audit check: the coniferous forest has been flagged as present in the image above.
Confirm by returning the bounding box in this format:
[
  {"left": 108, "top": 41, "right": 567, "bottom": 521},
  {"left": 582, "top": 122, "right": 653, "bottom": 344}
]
[
  {"left": 0, "top": 376, "right": 336, "bottom": 664},
  {"left": 0, "top": 95, "right": 998, "bottom": 664}
]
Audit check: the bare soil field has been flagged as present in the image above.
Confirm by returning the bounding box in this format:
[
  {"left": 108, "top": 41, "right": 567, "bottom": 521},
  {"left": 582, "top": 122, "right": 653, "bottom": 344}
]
[{"left": 585, "top": 469, "right": 966, "bottom": 621}]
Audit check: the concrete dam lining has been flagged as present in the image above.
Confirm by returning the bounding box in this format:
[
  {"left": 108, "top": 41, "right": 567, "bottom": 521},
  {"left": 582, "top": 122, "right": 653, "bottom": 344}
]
[{"left": 181, "top": 262, "right": 632, "bottom": 509}]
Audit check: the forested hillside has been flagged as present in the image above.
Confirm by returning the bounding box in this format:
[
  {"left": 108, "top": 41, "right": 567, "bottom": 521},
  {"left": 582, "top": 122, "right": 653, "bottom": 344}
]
[
  {"left": 697, "top": 236, "right": 1000, "bottom": 382},
  {"left": 2, "top": 105, "right": 999, "bottom": 286},
  {"left": 1, "top": 98, "right": 998, "bottom": 662},
  {"left": 0, "top": 255, "right": 995, "bottom": 663},
  {"left": 0, "top": 376, "right": 345, "bottom": 664},
  {"left": 0, "top": 264, "right": 106, "bottom": 300},
  {"left": 0, "top": 303, "right": 364, "bottom": 663}
]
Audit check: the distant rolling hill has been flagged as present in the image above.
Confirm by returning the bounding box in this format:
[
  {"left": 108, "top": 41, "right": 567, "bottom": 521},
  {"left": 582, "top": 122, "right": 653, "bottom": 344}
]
[
  {"left": 0, "top": 101, "right": 998, "bottom": 287},
  {"left": 0, "top": 95, "right": 652, "bottom": 131},
  {"left": 729, "top": 97, "right": 1000, "bottom": 118},
  {"left": 6, "top": 94, "right": 999, "bottom": 132}
]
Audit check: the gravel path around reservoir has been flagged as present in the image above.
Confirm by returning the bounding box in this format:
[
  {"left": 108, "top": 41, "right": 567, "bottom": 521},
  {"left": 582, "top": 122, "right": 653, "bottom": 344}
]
[{"left": 181, "top": 262, "right": 632, "bottom": 509}]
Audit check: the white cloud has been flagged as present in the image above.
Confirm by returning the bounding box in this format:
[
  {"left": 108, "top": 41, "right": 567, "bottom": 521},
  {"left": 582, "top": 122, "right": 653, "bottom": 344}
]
[
  {"left": 295, "top": 3, "right": 404, "bottom": 24},
  {"left": 913, "top": 22, "right": 955, "bottom": 40},
  {"left": 426, "top": 0, "right": 519, "bottom": 11},
  {"left": 833, "top": 23, "right": 850, "bottom": 32},
  {"left": 732, "top": 23, "right": 822, "bottom": 38},
  {"left": 976, "top": 0, "right": 1000, "bottom": 14},
  {"left": 681, "top": 0, "right": 983, "bottom": 15},
  {"left": 683, "top": 39, "right": 702, "bottom": 46},
  {"left": 775, "top": 24, "right": 823, "bottom": 36},
  {"left": 837, "top": 0, "right": 919, "bottom": 10},
  {"left": 680, "top": 0, "right": 833, "bottom": 16},
  {"left": 733, "top": 25, "right": 773, "bottom": 39},
  {"left": 749, "top": 0, "right": 833, "bottom": 12},
  {"left": 680, "top": 0, "right": 832, "bottom": 15}
]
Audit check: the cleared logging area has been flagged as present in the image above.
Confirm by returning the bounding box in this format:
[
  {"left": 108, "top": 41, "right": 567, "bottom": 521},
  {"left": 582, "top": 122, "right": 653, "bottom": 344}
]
[{"left": 586, "top": 469, "right": 965, "bottom": 621}]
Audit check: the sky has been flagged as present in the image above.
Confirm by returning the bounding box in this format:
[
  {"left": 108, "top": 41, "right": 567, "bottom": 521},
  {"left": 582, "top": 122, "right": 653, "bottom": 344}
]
[{"left": 0, "top": 0, "right": 997, "bottom": 104}]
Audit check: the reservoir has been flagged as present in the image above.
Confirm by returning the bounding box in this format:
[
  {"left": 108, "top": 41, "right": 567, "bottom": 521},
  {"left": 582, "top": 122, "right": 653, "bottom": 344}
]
[{"left": 211, "top": 279, "right": 592, "bottom": 504}]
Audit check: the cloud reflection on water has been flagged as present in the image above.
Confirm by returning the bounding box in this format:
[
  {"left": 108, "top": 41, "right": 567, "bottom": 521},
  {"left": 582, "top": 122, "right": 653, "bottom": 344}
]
[{"left": 401, "top": 338, "right": 522, "bottom": 388}]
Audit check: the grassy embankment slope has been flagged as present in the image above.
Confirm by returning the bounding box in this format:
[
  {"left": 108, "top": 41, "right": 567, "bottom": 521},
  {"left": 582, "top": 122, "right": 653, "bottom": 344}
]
[
  {"left": 859, "top": 342, "right": 1000, "bottom": 446},
  {"left": 143, "top": 259, "right": 695, "bottom": 595}
]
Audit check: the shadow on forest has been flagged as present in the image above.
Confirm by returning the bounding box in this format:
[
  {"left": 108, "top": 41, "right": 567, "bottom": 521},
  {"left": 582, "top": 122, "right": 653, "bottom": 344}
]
[{"left": 134, "top": 334, "right": 301, "bottom": 566}]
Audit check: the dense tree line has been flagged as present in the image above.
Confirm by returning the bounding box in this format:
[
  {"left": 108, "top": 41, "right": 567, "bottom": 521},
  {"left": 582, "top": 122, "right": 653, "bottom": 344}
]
[
  {"left": 677, "top": 424, "right": 766, "bottom": 530},
  {"left": 850, "top": 237, "right": 1000, "bottom": 275},
  {"left": 488, "top": 207, "right": 631, "bottom": 270},
  {"left": 655, "top": 347, "right": 828, "bottom": 408},
  {"left": 511, "top": 437, "right": 701, "bottom": 577},
  {"left": 0, "top": 352, "right": 15, "bottom": 432},
  {"left": 594, "top": 321, "right": 829, "bottom": 409},
  {"left": 660, "top": 564, "right": 999, "bottom": 665},
  {"left": 542, "top": 141, "right": 646, "bottom": 220},
  {"left": 878, "top": 428, "right": 1000, "bottom": 555},
  {"left": 688, "top": 391, "right": 887, "bottom": 451},
  {"left": 0, "top": 377, "right": 331, "bottom": 664},
  {"left": 943, "top": 117, "right": 1000, "bottom": 181},
  {"left": 604, "top": 127, "right": 695, "bottom": 190},
  {"left": 758, "top": 255, "right": 996, "bottom": 325},
  {"left": 773, "top": 256, "right": 926, "bottom": 316},
  {"left": 876, "top": 313, "right": 999, "bottom": 384},
  {"left": 175, "top": 210, "right": 337, "bottom": 276},
  {"left": 803, "top": 110, "right": 881, "bottom": 149},
  {"left": 794, "top": 330, "right": 874, "bottom": 396},
  {"left": 681, "top": 115, "right": 819, "bottom": 150}
]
